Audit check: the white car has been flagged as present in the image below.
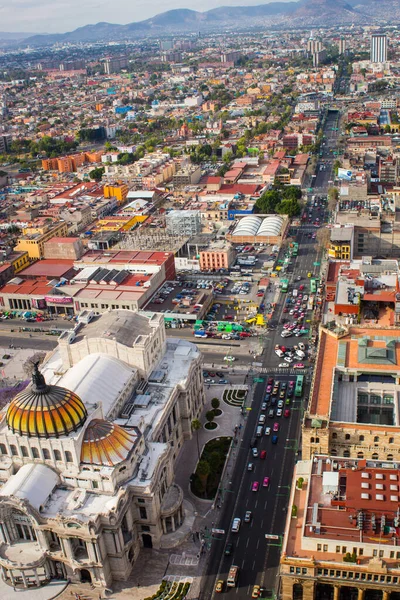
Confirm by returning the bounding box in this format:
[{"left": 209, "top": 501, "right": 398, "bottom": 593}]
[
  {"left": 296, "top": 350, "right": 305, "bottom": 359},
  {"left": 275, "top": 349, "right": 284, "bottom": 357},
  {"left": 278, "top": 362, "right": 289, "bottom": 368},
  {"left": 231, "top": 518, "right": 241, "bottom": 533},
  {"left": 265, "top": 427, "right": 271, "bottom": 436},
  {"left": 298, "top": 342, "right": 306, "bottom": 350},
  {"left": 224, "top": 356, "right": 235, "bottom": 362},
  {"left": 284, "top": 356, "right": 293, "bottom": 363}
]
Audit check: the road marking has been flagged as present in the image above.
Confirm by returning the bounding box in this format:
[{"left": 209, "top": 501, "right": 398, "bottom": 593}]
[
  {"left": 261, "top": 519, "right": 264, "bottom": 528},
  {"left": 246, "top": 538, "right": 250, "bottom": 548},
  {"left": 264, "top": 501, "right": 268, "bottom": 509},
  {"left": 255, "top": 499, "right": 258, "bottom": 508},
  {"left": 256, "top": 539, "right": 260, "bottom": 549},
  {"left": 252, "top": 560, "right": 256, "bottom": 571}
]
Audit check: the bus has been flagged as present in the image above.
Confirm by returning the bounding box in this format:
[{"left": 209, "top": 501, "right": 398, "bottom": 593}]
[
  {"left": 281, "top": 279, "right": 289, "bottom": 293},
  {"left": 310, "top": 278, "right": 318, "bottom": 294},
  {"left": 227, "top": 565, "right": 239, "bottom": 588},
  {"left": 295, "top": 375, "right": 304, "bottom": 397},
  {"left": 307, "top": 295, "right": 315, "bottom": 311}
]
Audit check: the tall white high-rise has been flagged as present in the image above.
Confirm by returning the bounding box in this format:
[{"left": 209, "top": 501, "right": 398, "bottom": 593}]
[{"left": 370, "top": 33, "right": 388, "bottom": 63}]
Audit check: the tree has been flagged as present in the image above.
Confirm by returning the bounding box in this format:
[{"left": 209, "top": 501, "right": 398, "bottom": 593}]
[
  {"left": 206, "top": 410, "right": 215, "bottom": 425},
  {"left": 315, "top": 228, "right": 331, "bottom": 251},
  {"left": 191, "top": 419, "right": 202, "bottom": 460},
  {"left": 276, "top": 198, "right": 301, "bottom": 217},
  {"left": 89, "top": 167, "right": 105, "bottom": 182},
  {"left": 328, "top": 187, "right": 339, "bottom": 212},
  {"left": 196, "top": 459, "right": 211, "bottom": 493},
  {"left": 211, "top": 398, "right": 220, "bottom": 411}
]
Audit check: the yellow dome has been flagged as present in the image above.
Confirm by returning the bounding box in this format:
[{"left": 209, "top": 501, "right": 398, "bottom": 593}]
[
  {"left": 6, "top": 364, "right": 87, "bottom": 438},
  {"left": 81, "top": 419, "right": 137, "bottom": 466}
]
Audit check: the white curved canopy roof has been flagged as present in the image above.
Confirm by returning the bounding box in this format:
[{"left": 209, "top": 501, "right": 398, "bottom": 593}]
[
  {"left": 232, "top": 215, "right": 284, "bottom": 237},
  {"left": 0, "top": 463, "right": 59, "bottom": 511}
]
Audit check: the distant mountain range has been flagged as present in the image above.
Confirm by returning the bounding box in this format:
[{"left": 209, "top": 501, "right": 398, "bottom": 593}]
[{"left": 2, "top": 0, "right": 399, "bottom": 47}]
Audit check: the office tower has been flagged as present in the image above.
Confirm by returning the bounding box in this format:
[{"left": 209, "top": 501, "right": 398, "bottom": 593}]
[
  {"left": 338, "top": 38, "right": 346, "bottom": 55},
  {"left": 370, "top": 33, "right": 387, "bottom": 63}
]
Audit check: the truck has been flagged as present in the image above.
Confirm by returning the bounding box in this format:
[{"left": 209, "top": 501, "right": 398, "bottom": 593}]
[
  {"left": 227, "top": 565, "right": 239, "bottom": 588},
  {"left": 77, "top": 310, "right": 95, "bottom": 325}
]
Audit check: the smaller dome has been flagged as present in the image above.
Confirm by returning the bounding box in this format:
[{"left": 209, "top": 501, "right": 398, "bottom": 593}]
[{"left": 81, "top": 419, "right": 138, "bottom": 466}]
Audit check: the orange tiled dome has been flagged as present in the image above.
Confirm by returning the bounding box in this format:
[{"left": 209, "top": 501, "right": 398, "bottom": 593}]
[
  {"left": 6, "top": 364, "right": 87, "bottom": 438},
  {"left": 81, "top": 419, "right": 137, "bottom": 466}
]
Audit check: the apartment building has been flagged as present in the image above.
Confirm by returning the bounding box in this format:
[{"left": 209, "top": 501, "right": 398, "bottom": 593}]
[
  {"left": 199, "top": 241, "right": 234, "bottom": 271},
  {"left": 14, "top": 221, "right": 68, "bottom": 259}
]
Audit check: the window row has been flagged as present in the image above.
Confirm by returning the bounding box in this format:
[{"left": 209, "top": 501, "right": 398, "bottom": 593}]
[
  {"left": 0, "top": 443, "right": 72, "bottom": 462},
  {"left": 331, "top": 433, "right": 395, "bottom": 443},
  {"left": 316, "top": 568, "right": 397, "bottom": 584}
]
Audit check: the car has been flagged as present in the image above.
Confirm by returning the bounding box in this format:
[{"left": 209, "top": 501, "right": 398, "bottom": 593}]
[
  {"left": 245, "top": 510, "right": 252, "bottom": 523},
  {"left": 271, "top": 435, "right": 278, "bottom": 444},
  {"left": 208, "top": 372, "right": 216, "bottom": 377},
  {"left": 296, "top": 275, "right": 302, "bottom": 281},
  {"left": 252, "top": 447, "right": 259, "bottom": 458},
  {"left": 224, "top": 356, "right": 235, "bottom": 362},
  {"left": 252, "top": 585, "right": 261, "bottom": 598},
  {"left": 276, "top": 408, "right": 283, "bottom": 417},
  {"left": 278, "top": 362, "right": 288, "bottom": 368},
  {"left": 279, "top": 389, "right": 285, "bottom": 399},
  {"left": 273, "top": 422, "right": 279, "bottom": 432},
  {"left": 225, "top": 542, "right": 233, "bottom": 556},
  {"left": 265, "top": 427, "right": 271, "bottom": 436},
  {"left": 231, "top": 518, "right": 241, "bottom": 532},
  {"left": 252, "top": 481, "right": 259, "bottom": 492},
  {"left": 275, "top": 349, "right": 284, "bottom": 357},
  {"left": 285, "top": 397, "right": 291, "bottom": 405},
  {"left": 267, "top": 377, "right": 274, "bottom": 385},
  {"left": 288, "top": 380, "right": 295, "bottom": 388},
  {"left": 260, "top": 449, "right": 267, "bottom": 460},
  {"left": 298, "top": 342, "right": 306, "bottom": 350},
  {"left": 283, "top": 307, "right": 288, "bottom": 313},
  {"left": 307, "top": 272, "right": 312, "bottom": 278},
  {"left": 215, "top": 580, "right": 224, "bottom": 593},
  {"left": 264, "top": 393, "right": 271, "bottom": 403},
  {"left": 268, "top": 409, "right": 275, "bottom": 418},
  {"left": 284, "top": 409, "right": 291, "bottom": 417},
  {"left": 266, "top": 384, "right": 272, "bottom": 393},
  {"left": 284, "top": 356, "right": 293, "bottom": 363},
  {"left": 287, "top": 388, "right": 293, "bottom": 398},
  {"left": 263, "top": 477, "right": 270, "bottom": 487},
  {"left": 261, "top": 402, "right": 268, "bottom": 412},
  {"left": 203, "top": 371, "right": 209, "bottom": 377},
  {"left": 216, "top": 372, "right": 224, "bottom": 378},
  {"left": 219, "top": 379, "right": 228, "bottom": 384},
  {"left": 277, "top": 400, "right": 284, "bottom": 408},
  {"left": 294, "top": 363, "right": 305, "bottom": 369}
]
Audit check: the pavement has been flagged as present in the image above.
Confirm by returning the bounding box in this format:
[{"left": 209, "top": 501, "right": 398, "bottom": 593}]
[{"left": 0, "top": 578, "right": 67, "bottom": 600}]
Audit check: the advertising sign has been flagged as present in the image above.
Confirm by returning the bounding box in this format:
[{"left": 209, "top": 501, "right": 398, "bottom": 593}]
[
  {"left": 337, "top": 168, "right": 352, "bottom": 181},
  {"left": 44, "top": 296, "right": 73, "bottom": 305}
]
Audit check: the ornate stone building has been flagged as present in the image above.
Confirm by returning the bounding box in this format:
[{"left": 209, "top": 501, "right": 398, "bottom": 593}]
[{"left": 0, "top": 310, "right": 205, "bottom": 590}]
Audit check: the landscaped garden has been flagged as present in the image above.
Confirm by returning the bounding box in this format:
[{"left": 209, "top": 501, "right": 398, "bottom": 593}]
[
  {"left": 222, "top": 387, "right": 247, "bottom": 407},
  {"left": 190, "top": 436, "right": 232, "bottom": 500},
  {"left": 143, "top": 579, "right": 191, "bottom": 600}
]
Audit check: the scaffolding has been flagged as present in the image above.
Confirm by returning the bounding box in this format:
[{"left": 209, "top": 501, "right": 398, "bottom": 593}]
[{"left": 117, "top": 229, "right": 190, "bottom": 254}]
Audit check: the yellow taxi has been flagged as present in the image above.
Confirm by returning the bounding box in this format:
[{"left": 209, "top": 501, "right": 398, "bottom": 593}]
[
  {"left": 307, "top": 271, "right": 312, "bottom": 278},
  {"left": 252, "top": 585, "right": 260, "bottom": 598},
  {"left": 215, "top": 580, "right": 224, "bottom": 593}
]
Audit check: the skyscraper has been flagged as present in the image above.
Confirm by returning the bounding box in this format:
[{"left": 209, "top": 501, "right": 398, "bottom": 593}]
[
  {"left": 338, "top": 38, "right": 346, "bottom": 55},
  {"left": 370, "top": 32, "right": 387, "bottom": 63}
]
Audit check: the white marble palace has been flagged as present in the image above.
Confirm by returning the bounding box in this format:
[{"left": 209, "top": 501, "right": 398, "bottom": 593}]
[{"left": 0, "top": 310, "right": 205, "bottom": 589}]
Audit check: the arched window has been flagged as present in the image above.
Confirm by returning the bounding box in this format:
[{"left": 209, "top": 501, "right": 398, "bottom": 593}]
[
  {"left": 43, "top": 448, "right": 50, "bottom": 460},
  {"left": 343, "top": 450, "right": 350, "bottom": 458},
  {"left": 31, "top": 447, "right": 39, "bottom": 458},
  {"left": 345, "top": 434, "right": 350, "bottom": 440},
  {"left": 387, "top": 454, "right": 394, "bottom": 461},
  {"left": 331, "top": 449, "right": 337, "bottom": 456},
  {"left": 357, "top": 452, "right": 364, "bottom": 459},
  {"left": 21, "top": 446, "right": 28, "bottom": 457},
  {"left": 374, "top": 436, "right": 379, "bottom": 443},
  {"left": 0, "top": 443, "right": 7, "bottom": 455},
  {"left": 372, "top": 453, "right": 379, "bottom": 460},
  {"left": 359, "top": 435, "right": 364, "bottom": 442},
  {"left": 311, "top": 437, "right": 315, "bottom": 443},
  {"left": 65, "top": 451, "right": 73, "bottom": 463},
  {"left": 10, "top": 445, "right": 17, "bottom": 456},
  {"left": 315, "top": 437, "right": 320, "bottom": 443},
  {"left": 54, "top": 449, "right": 62, "bottom": 461},
  {"left": 332, "top": 433, "right": 337, "bottom": 439},
  {"left": 389, "top": 437, "right": 394, "bottom": 444}
]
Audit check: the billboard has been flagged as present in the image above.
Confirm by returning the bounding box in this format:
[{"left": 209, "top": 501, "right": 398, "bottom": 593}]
[{"left": 338, "top": 168, "right": 352, "bottom": 181}]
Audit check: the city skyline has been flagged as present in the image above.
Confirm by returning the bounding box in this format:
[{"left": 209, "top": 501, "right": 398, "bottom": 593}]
[{"left": 1, "top": 0, "right": 294, "bottom": 34}]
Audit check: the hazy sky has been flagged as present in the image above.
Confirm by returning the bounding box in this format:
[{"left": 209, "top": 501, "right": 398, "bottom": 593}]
[{"left": 1, "top": 0, "right": 292, "bottom": 34}]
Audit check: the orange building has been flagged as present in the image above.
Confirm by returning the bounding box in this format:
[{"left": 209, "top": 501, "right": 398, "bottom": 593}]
[
  {"left": 199, "top": 241, "right": 234, "bottom": 272},
  {"left": 104, "top": 183, "right": 129, "bottom": 205}
]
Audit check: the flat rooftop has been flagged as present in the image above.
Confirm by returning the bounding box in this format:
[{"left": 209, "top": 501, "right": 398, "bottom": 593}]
[
  {"left": 309, "top": 327, "right": 400, "bottom": 420},
  {"left": 284, "top": 456, "right": 400, "bottom": 565}
]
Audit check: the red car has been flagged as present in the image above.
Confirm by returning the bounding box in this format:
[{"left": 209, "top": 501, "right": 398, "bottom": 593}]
[
  {"left": 273, "top": 422, "right": 279, "bottom": 432},
  {"left": 260, "top": 450, "right": 267, "bottom": 459},
  {"left": 263, "top": 477, "right": 270, "bottom": 487},
  {"left": 284, "top": 409, "right": 291, "bottom": 418},
  {"left": 267, "top": 377, "right": 274, "bottom": 385},
  {"left": 252, "top": 481, "right": 259, "bottom": 492},
  {"left": 299, "top": 284, "right": 305, "bottom": 291}
]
